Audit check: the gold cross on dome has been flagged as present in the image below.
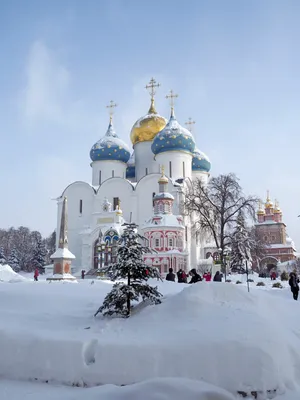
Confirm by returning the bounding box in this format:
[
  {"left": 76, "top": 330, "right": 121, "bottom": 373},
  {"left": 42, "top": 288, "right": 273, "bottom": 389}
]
[
  {"left": 106, "top": 100, "right": 117, "bottom": 121},
  {"left": 145, "top": 78, "right": 160, "bottom": 100},
  {"left": 166, "top": 89, "right": 178, "bottom": 108},
  {"left": 161, "top": 165, "right": 165, "bottom": 175},
  {"left": 185, "top": 117, "right": 196, "bottom": 132}
]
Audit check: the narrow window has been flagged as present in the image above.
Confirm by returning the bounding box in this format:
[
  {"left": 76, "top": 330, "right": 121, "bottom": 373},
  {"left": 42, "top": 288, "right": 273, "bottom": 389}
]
[
  {"left": 79, "top": 199, "right": 83, "bottom": 214},
  {"left": 183, "top": 161, "right": 185, "bottom": 178},
  {"left": 169, "top": 161, "right": 172, "bottom": 178},
  {"left": 99, "top": 171, "right": 101, "bottom": 185},
  {"left": 169, "top": 238, "right": 173, "bottom": 247},
  {"left": 145, "top": 167, "right": 148, "bottom": 175},
  {"left": 155, "top": 238, "right": 160, "bottom": 247},
  {"left": 185, "top": 226, "right": 188, "bottom": 241},
  {"left": 113, "top": 197, "right": 119, "bottom": 210},
  {"left": 112, "top": 170, "right": 114, "bottom": 178}
]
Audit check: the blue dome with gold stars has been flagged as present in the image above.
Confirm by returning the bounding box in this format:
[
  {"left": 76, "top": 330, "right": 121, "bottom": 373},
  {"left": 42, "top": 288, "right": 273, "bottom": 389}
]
[
  {"left": 126, "top": 151, "right": 135, "bottom": 179},
  {"left": 90, "top": 120, "right": 130, "bottom": 163},
  {"left": 192, "top": 148, "right": 211, "bottom": 172},
  {"left": 151, "top": 111, "right": 195, "bottom": 156}
]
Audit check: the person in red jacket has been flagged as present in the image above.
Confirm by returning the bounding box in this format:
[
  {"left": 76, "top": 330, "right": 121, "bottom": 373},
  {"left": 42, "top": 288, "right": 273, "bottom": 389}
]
[
  {"left": 204, "top": 272, "right": 212, "bottom": 282},
  {"left": 34, "top": 268, "right": 39, "bottom": 281}
]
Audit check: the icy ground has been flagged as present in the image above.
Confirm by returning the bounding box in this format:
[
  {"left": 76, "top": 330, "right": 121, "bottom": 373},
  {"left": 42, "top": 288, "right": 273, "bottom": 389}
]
[{"left": 1, "top": 265, "right": 300, "bottom": 399}]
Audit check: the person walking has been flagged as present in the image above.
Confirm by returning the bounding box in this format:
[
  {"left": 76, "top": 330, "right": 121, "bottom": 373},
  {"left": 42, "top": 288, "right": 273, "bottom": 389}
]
[
  {"left": 289, "top": 272, "right": 299, "bottom": 300},
  {"left": 34, "top": 268, "right": 39, "bottom": 282},
  {"left": 213, "top": 271, "right": 222, "bottom": 282},
  {"left": 166, "top": 268, "right": 175, "bottom": 282}
]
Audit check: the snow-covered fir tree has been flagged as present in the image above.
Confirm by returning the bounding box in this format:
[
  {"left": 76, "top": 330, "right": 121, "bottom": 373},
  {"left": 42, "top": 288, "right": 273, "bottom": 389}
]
[
  {"left": 7, "top": 248, "right": 20, "bottom": 272},
  {"left": 31, "top": 238, "right": 47, "bottom": 273},
  {"left": 230, "top": 212, "right": 253, "bottom": 273},
  {"left": 0, "top": 247, "right": 7, "bottom": 265},
  {"left": 95, "top": 222, "right": 162, "bottom": 318}
]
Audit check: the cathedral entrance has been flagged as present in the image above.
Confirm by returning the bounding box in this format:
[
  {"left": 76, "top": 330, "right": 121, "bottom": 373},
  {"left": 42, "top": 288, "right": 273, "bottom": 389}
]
[
  {"left": 93, "top": 230, "right": 119, "bottom": 269},
  {"left": 260, "top": 256, "right": 278, "bottom": 275},
  {"left": 266, "top": 263, "right": 277, "bottom": 272}
]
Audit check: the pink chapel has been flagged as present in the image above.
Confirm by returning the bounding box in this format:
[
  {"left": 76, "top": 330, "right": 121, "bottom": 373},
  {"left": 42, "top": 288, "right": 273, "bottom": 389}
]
[{"left": 141, "top": 168, "right": 188, "bottom": 274}]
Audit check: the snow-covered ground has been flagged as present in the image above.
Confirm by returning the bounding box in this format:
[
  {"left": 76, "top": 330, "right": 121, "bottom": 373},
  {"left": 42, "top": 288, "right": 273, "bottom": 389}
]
[{"left": 0, "top": 264, "right": 300, "bottom": 399}]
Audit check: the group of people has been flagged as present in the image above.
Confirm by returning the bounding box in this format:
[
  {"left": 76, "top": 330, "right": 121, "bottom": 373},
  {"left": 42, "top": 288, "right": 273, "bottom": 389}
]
[{"left": 165, "top": 268, "right": 223, "bottom": 284}]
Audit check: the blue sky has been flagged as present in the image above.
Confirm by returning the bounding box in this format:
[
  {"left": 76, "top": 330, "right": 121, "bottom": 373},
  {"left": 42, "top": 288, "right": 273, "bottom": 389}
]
[{"left": 0, "top": 0, "right": 300, "bottom": 246}]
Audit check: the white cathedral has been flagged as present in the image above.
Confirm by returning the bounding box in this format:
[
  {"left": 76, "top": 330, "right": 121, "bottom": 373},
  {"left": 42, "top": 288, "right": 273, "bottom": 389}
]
[{"left": 55, "top": 79, "right": 215, "bottom": 275}]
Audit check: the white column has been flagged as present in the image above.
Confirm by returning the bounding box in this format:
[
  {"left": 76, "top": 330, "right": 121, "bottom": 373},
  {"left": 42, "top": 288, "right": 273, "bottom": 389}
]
[
  {"left": 155, "top": 152, "right": 192, "bottom": 181},
  {"left": 91, "top": 160, "right": 127, "bottom": 186},
  {"left": 134, "top": 141, "right": 159, "bottom": 181}
]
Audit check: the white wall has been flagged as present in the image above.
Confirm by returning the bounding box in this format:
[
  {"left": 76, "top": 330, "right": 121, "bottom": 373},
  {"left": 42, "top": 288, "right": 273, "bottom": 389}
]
[
  {"left": 135, "top": 174, "right": 179, "bottom": 227},
  {"left": 192, "top": 171, "right": 209, "bottom": 185},
  {"left": 134, "top": 141, "right": 160, "bottom": 182},
  {"left": 155, "top": 152, "right": 192, "bottom": 181},
  {"left": 96, "top": 178, "right": 136, "bottom": 224},
  {"left": 91, "top": 160, "right": 127, "bottom": 186},
  {"left": 59, "top": 182, "right": 95, "bottom": 267}
]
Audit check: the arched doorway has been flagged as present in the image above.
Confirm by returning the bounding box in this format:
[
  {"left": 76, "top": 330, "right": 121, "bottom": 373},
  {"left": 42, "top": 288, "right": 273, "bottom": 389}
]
[{"left": 260, "top": 256, "right": 279, "bottom": 275}]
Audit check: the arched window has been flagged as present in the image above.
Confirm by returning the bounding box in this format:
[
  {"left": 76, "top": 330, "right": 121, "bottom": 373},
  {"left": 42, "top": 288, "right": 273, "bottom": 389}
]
[
  {"left": 206, "top": 252, "right": 212, "bottom": 259},
  {"left": 94, "top": 230, "right": 119, "bottom": 269}
]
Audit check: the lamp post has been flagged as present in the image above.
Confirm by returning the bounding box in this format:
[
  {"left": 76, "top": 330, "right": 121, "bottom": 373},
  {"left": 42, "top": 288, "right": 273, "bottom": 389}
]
[
  {"left": 218, "top": 247, "right": 225, "bottom": 281},
  {"left": 223, "top": 246, "right": 231, "bottom": 282},
  {"left": 246, "top": 258, "right": 250, "bottom": 293}
]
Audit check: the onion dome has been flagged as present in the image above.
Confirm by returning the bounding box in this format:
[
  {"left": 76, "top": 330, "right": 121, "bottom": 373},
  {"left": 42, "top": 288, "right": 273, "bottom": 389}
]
[
  {"left": 265, "top": 191, "right": 273, "bottom": 209},
  {"left": 192, "top": 148, "right": 211, "bottom": 172},
  {"left": 257, "top": 200, "right": 265, "bottom": 215},
  {"left": 158, "top": 174, "right": 169, "bottom": 184},
  {"left": 126, "top": 151, "right": 135, "bottom": 179},
  {"left": 274, "top": 200, "right": 282, "bottom": 214},
  {"left": 90, "top": 118, "right": 130, "bottom": 163},
  {"left": 152, "top": 108, "right": 195, "bottom": 156},
  {"left": 130, "top": 99, "right": 167, "bottom": 145}
]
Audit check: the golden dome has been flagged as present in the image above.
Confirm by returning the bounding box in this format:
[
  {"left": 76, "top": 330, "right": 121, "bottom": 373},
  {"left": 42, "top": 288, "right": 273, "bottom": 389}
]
[
  {"left": 257, "top": 200, "right": 265, "bottom": 215},
  {"left": 130, "top": 99, "right": 167, "bottom": 145},
  {"left": 265, "top": 190, "right": 273, "bottom": 209},
  {"left": 274, "top": 199, "right": 282, "bottom": 214}
]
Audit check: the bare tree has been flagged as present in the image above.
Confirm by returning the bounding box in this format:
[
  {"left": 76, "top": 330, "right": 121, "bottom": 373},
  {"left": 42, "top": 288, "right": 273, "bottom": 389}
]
[
  {"left": 184, "top": 173, "right": 258, "bottom": 266},
  {"left": 248, "top": 227, "right": 268, "bottom": 273}
]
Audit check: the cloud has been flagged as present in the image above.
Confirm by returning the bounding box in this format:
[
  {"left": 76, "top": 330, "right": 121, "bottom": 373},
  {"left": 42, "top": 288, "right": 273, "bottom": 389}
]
[
  {"left": 23, "top": 41, "right": 70, "bottom": 124},
  {"left": 21, "top": 40, "right": 96, "bottom": 134}
]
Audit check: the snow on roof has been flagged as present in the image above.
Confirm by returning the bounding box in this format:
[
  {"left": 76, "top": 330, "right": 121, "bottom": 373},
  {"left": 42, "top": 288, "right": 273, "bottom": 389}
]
[
  {"left": 142, "top": 214, "right": 184, "bottom": 229},
  {"left": 255, "top": 220, "right": 276, "bottom": 225},
  {"left": 50, "top": 248, "right": 76, "bottom": 259},
  {"left": 154, "top": 192, "right": 174, "bottom": 200},
  {"left": 268, "top": 243, "right": 295, "bottom": 249}
]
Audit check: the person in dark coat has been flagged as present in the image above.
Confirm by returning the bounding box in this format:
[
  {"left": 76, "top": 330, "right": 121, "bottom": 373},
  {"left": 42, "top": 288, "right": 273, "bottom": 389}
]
[
  {"left": 213, "top": 271, "right": 222, "bottom": 282},
  {"left": 177, "top": 269, "right": 185, "bottom": 283},
  {"left": 189, "top": 268, "right": 202, "bottom": 284},
  {"left": 289, "top": 272, "right": 299, "bottom": 300},
  {"left": 166, "top": 268, "right": 175, "bottom": 282}
]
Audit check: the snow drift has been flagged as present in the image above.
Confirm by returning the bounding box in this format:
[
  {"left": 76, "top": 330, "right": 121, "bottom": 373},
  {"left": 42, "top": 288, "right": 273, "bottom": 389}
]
[
  {"left": 0, "top": 378, "right": 235, "bottom": 400},
  {"left": 0, "top": 279, "right": 300, "bottom": 397},
  {"left": 0, "top": 264, "right": 28, "bottom": 283}
]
